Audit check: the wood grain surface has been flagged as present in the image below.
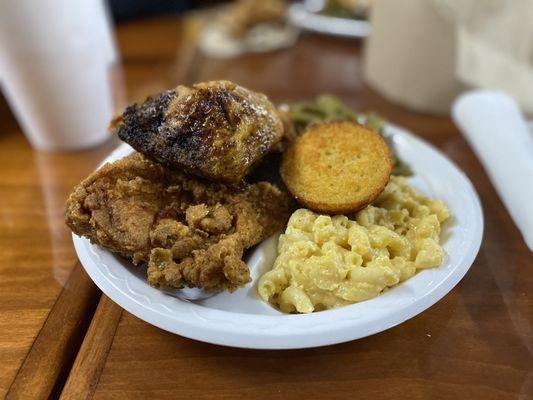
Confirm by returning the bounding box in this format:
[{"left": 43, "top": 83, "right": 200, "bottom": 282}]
[
  {"left": 0, "top": 11, "right": 531, "bottom": 400},
  {"left": 0, "top": 105, "right": 119, "bottom": 398},
  {"left": 6, "top": 264, "right": 100, "bottom": 400},
  {"left": 89, "top": 17, "right": 533, "bottom": 400},
  {"left": 59, "top": 296, "right": 123, "bottom": 400}
]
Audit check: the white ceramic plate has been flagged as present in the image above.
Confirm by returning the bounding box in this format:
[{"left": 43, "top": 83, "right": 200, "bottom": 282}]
[
  {"left": 73, "top": 124, "right": 483, "bottom": 349},
  {"left": 288, "top": 1, "right": 371, "bottom": 38}
]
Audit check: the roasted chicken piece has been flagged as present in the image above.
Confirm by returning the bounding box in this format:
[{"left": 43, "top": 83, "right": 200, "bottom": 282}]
[
  {"left": 115, "top": 81, "right": 284, "bottom": 184},
  {"left": 65, "top": 152, "right": 292, "bottom": 292}
]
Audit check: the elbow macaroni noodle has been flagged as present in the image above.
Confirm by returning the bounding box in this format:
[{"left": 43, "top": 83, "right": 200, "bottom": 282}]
[{"left": 258, "top": 176, "right": 450, "bottom": 313}]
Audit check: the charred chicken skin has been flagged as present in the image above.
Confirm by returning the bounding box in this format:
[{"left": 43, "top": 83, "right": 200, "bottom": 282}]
[{"left": 115, "top": 81, "right": 284, "bottom": 184}]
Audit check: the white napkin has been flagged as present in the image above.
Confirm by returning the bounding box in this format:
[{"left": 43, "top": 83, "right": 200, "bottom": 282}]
[{"left": 452, "top": 90, "right": 533, "bottom": 251}]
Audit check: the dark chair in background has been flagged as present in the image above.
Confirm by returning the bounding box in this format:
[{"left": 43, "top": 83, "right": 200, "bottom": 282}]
[{"left": 109, "top": 0, "right": 226, "bottom": 21}]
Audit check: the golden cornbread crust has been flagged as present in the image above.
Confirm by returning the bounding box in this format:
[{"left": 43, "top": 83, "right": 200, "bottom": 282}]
[{"left": 281, "top": 121, "right": 392, "bottom": 214}]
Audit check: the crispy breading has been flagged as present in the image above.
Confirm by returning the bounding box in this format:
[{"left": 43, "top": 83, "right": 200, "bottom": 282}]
[
  {"left": 65, "top": 152, "right": 292, "bottom": 291},
  {"left": 115, "top": 81, "right": 284, "bottom": 184},
  {"left": 281, "top": 121, "right": 392, "bottom": 214}
]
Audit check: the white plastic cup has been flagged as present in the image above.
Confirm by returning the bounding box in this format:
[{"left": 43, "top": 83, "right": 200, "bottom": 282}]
[{"left": 0, "top": 0, "right": 119, "bottom": 151}]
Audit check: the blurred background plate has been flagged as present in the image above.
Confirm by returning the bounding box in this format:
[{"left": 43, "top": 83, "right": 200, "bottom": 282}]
[{"left": 288, "top": 0, "right": 371, "bottom": 38}]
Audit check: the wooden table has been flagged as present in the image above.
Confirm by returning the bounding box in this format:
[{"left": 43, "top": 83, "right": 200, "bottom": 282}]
[{"left": 1, "top": 12, "right": 532, "bottom": 400}]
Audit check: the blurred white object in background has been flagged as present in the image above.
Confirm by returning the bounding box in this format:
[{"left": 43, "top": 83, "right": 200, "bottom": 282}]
[
  {"left": 436, "top": 0, "right": 533, "bottom": 114},
  {"left": 288, "top": 0, "right": 372, "bottom": 38},
  {"left": 453, "top": 91, "right": 533, "bottom": 251},
  {"left": 363, "top": 0, "right": 465, "bottom": 114},
  {"left": 200, "top": 23, "right": 299, "bottom": 58},
  {"left": 364, "top": 0, "right": 533, "bottom": 115},
  {"left": 0, "top": 0, "right": 119, "bottom": 151}
]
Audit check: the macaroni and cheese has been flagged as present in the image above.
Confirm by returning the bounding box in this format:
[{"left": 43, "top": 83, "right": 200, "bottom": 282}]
[{"left": 258, "top": 176, "right": 450, "bottom": 313}]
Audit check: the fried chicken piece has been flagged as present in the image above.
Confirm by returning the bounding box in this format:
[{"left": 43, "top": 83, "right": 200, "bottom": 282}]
[
  {"left": 115, "top": 81, "right": 284, "bottom": 184},
  {"left": 65, "top": 152, "right": 292, "bottom": 291}
]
